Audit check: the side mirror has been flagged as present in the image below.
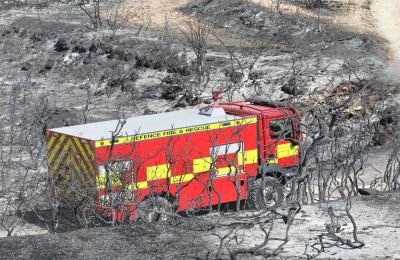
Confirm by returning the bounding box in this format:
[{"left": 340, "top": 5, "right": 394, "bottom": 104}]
[
  {"left": 289, "top": 138, "right": 299, "bottom": 146},
  {"left": 295, "top": 122, "right": 303, "bottom": 143}
]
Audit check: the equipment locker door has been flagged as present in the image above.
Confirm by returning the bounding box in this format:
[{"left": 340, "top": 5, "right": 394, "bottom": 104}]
[{"left": 209, "top": 142, "right": 246, "bottom": 205}]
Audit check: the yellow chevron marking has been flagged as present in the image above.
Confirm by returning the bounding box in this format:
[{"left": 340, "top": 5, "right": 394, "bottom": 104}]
[
  {"left": 48, "top": 134, "right": 66, "bottom": 165},
  {"left": 63, "top": 153, "right": 73, "bottom": 169},
  {"left": 47, "top": 136, "right": 56, "bottom": 150},
  {"left": 65, "top": 139, "right": 89, "bottom": 176},
  {"left": 73, "top": 137, "right": 95, "bottom": 174},
  {"left": 52, "top": 139, "right": 73, "bottom": 172},
  {"left": 84, "top": 143, "right": 94, "bottom": 161},
  {"left": 64, "top": 153, "right": 81, "bottom": 174}
]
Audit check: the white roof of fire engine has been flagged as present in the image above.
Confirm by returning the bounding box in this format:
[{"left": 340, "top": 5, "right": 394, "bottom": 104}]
[{"left": 49, "top": 108, "right": 240, "bottom": 141}]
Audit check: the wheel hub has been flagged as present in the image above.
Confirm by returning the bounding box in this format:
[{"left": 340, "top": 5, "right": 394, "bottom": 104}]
[{"left": 262, "top": 186, "right": 277, "bottom": 207}]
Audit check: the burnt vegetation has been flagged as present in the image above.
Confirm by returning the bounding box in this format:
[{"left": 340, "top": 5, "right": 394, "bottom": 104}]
[{"left": 0, "top": 0, "right": 399, "bottom": 259}]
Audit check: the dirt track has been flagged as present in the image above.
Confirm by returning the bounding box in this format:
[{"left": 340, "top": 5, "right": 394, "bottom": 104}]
[{"left": 372, "top": 0, "right": 400, "bottom": 68}]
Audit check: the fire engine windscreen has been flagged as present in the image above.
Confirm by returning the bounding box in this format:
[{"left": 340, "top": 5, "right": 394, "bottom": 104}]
[{"left": 269, "top": 119, "right": 294, "bottom": 140}]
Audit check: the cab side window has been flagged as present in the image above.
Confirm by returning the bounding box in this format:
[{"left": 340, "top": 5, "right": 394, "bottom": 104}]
[{"left": 269, "top": 119, "right": 293, "bottom": 140}]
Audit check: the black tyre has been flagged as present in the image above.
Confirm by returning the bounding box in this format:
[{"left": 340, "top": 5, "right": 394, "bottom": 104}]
[
  {"left": 137, "top": 197, "right": 172, "bottom": 223},
  {"left": 248, "top": 177, "right": 284, "bottom": 210}
]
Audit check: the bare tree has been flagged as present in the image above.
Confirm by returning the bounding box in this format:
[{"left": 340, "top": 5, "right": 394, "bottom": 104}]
[
  {"left": 105, "top": 0, "right": 134, "bottom": 30},
  {"left": 310, "top": 197, "right": 365, "bottom": 255},
  {"left": 179, "top": 18, "right": 211, "bottom": 102},
  {"left": 213, "top": 34, "right": 270, "bottom": 100},
  {"left": 76, "top": 0, "right": 103, "bottom": 30}
]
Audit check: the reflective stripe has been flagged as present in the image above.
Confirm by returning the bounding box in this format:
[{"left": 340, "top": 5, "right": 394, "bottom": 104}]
[
  {"left": 244, "top": 149, "right": 258, "bottom": 164},
  {"left": 277, "top": 143, "right": 299, "bottom": 158},
  {"left": 268, "top": 159, "right": 278, "bottom": 164},
  {"left": 132, "top": 181, "right": 148, "bottom": 190},
  {"left": 193, "top": 157, "right": 212, "bottom": 173},
  {"left": 215, "top": 166, "right": 242, "bottom": 176},
  {"left": 95, "top": 117, "right": 257, "bottom": 147},
  {"left": 96, "top": 148, "right": 258, "bottom": 191},
  {"left": 238, "top": 150, "right": 258, "bottom": 165},
  {"left": 170, "top": 173, "right": 195, "bottom": 184},
  {"left": 96, "top": 174, "right": 147, "bottom": 190},
  {"left": 238, "top": 152, "right": 245, "bottom": 165},
  {"left": 147, "top": 164, "right": 170, "bottom": 181}
]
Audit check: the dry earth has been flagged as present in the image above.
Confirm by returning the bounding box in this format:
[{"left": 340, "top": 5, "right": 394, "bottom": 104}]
[
  {"left": 0, "top": 0, "right": 399, "bottom": 258},
  {"left": 125, "top": 0, "right": 376, "bottom": 47},
  {"left": 372, "top": 0, "right": 400, "bottom": 83},
  {"left": 372, "top": 0, "right": 400, "bottom": 67},
  {"left": 0, "top": 191, "right": 399, "bottom": 259}
]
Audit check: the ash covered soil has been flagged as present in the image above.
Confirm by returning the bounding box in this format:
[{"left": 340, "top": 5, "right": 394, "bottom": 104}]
[
  {"left": 1, "top": 0, "right": 400, "bottom": 258},
  {"left": 0, "top": 192, "right": 399, "bottom": 259},
  {"left": 0, "top": 0, "right": 390, "bottom": 125}
]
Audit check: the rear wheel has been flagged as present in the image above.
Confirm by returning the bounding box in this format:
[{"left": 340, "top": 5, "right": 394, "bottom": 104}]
[
  {"left": 248, "top": 177, "right": 284, "bottom": 210},
  {"left": 137, "top": 197, "right": 172, "bottom": 223}
]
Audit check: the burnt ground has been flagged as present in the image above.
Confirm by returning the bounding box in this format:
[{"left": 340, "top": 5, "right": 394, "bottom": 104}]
[
  {"left": 0, "top": 222, "right": 211, "bottom": 259},
  {"left": 0, "top": 0, "right": 388, "bottom": 126},
  {"left": 0, "top": 191, "right": 399, "bottom": 259},
  {"left": 1, "top": 0, "right": 400, "bottom": 258}
]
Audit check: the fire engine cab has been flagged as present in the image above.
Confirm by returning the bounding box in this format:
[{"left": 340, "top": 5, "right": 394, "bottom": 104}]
[{"left": 46, "top": 98, "right": 301, "bottom": 222}]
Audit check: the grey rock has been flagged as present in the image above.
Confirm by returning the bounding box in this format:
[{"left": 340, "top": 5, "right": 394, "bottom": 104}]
[
  {"left": 44, "top": 59, "right": 54, "bottom": 70},
  {"left": 143, "top": 109, "right": 157, "bottom": 115},
  {"left": 72, "top": 45, "right": 88, "bottom": 53},
  {"left": 89, "top": 42, "right": 98, "bottom": 53},
  {"left": 54, "top": 37, "right": 70, "bottom": 52},
  {"left": 21, "top": 63, "right": 31, "bottom": 71},
  {"left": 373, "top": 131, "right": 391, "bottom": 146},
  {"left": 358, "top": 188, "right": 378, "bottom": 196},
  {"left": 281, "top": 85, "right": 302, "bottom": 96}
]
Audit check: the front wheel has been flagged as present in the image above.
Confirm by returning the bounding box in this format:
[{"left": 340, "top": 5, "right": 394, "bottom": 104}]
[
  {"left": 248, "top": 177, "right": 284, "bottom": 210},
  {"left": 137, "top": 197, "right": 172, "bottom": 223}
]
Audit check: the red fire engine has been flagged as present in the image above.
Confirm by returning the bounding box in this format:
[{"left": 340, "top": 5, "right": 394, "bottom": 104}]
[{"left": 46, "top": 98, "right": 301, "bottom": 222}]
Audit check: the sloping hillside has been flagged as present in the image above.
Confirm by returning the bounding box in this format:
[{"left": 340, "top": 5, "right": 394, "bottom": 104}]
[{"left": 0, "top": 0, "right": 400, "bottom": 259}]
